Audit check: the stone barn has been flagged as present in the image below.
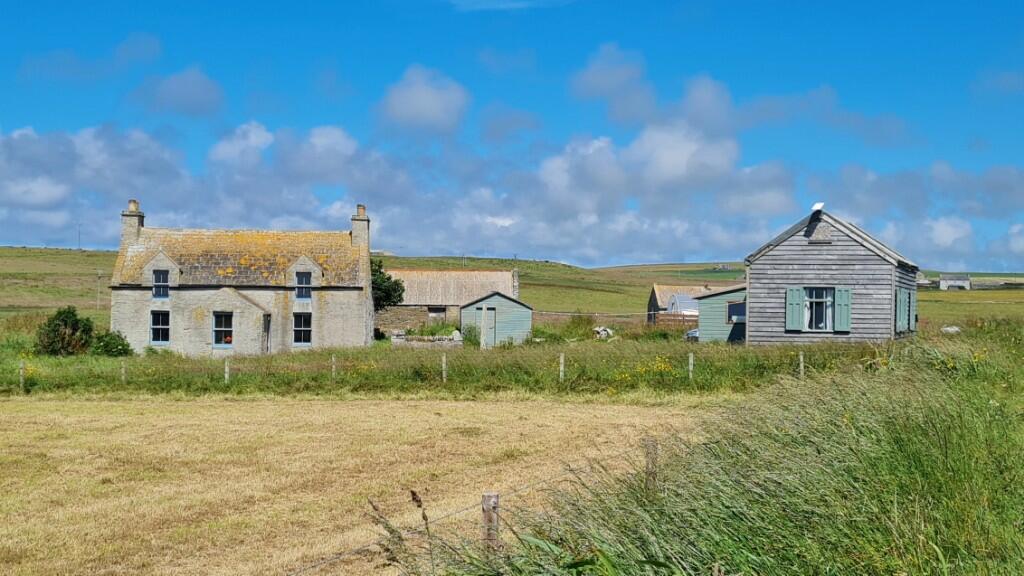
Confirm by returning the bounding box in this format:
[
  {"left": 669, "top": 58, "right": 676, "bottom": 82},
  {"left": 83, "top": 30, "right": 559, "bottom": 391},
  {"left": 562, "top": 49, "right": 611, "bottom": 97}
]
[
  {"left": 109, "top": 200, "right": 375, "bottom": 356},
  {"left": 375, "top": 269, "right": 518, "bottom": 332}
]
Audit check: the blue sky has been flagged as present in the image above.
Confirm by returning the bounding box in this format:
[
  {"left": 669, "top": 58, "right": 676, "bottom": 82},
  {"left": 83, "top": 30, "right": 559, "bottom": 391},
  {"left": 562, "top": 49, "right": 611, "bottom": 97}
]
[{"left": 1, "top": 0, "right": 1022, "bottom": 270}]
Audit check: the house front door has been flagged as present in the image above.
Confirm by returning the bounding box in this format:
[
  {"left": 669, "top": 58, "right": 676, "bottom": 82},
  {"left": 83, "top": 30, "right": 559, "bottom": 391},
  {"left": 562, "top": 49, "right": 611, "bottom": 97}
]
[
  {"left": 476, "top": 307, "right": 498, "bottom": 349},
  {"left": 261, "top": 314, "right": 271, "bottom": 354}
]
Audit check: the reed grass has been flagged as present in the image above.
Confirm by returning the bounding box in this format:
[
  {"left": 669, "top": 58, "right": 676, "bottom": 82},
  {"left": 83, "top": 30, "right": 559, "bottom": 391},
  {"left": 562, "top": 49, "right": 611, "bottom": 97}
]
[{"left": 400, "top": 325, "right": 1024, "bottom": 574}]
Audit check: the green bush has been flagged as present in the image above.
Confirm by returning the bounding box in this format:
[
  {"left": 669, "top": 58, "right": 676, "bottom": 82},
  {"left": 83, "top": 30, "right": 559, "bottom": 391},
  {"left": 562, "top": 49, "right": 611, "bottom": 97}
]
[
  {"left": 92, "top": 331, "right": 133, "bottom": 357},
  {"left": 34, "top": 306, "right": 93, "bottom": 356},
  {"left": 462, "top": 324, "right": 480, "bottom": 347},
  {"left": 407, "top": 322, "right": 459, "bottom": 337}
]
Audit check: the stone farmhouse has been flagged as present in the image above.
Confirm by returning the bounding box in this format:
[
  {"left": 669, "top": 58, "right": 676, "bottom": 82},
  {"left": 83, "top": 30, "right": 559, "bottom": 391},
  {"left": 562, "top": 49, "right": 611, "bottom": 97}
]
[
  {"left": 109, "top": 200, "right": 374, "bottom": 356},
  {"left": 376, "top": 269, "right": 518, "bottom": 332}
]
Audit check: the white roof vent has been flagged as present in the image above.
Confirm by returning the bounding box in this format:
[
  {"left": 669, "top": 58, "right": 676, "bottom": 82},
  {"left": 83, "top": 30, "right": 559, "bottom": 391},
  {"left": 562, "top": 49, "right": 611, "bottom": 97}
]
[{"left": 811, "top": 202, "right": 825, "bottom": 212}]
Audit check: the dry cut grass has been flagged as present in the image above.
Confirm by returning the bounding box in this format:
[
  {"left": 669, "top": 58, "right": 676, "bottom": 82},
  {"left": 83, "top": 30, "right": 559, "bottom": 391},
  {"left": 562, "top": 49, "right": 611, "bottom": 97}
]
[{"left": 0, "top": 397, "right": 700, "bottom": 575}]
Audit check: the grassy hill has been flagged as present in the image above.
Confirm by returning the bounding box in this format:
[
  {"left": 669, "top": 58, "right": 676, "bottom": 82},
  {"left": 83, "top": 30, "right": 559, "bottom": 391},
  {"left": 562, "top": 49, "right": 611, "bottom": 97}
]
[
  {"left": 2, "top": 247, "right": 1023, "bottom": 324},
  {"left": 0, "top": 248, "right": 743, "bottom": 321}
]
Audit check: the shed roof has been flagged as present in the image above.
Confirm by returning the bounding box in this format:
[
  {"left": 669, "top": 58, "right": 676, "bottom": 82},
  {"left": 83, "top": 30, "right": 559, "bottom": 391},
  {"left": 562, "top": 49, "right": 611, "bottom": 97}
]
[
  {"left": 693, "top": 284, "right": 747, "bottom": 300},
  {"left": 112, "top": 227, "right": 367, "bottom": 287},
  {"left": 745, "top": 210, "right": 917, "bottom": 270},
  {"left": 389, "top": 269, "right": 516, "bottom": 306},
  {"left": 651, "top": 284, "right": 713, "bottom": 308},
  {"left": 459, "top": 291, "right": 533, "bottom": 310},
  {"left": 939, "top": 273, "right": 970, "bottom": 281}
]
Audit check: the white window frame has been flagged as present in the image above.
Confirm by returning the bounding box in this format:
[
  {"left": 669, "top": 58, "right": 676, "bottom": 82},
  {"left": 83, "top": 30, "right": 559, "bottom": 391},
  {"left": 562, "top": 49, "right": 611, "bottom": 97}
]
[
  {"left": 150, "top": 310, "right": 170, "bottom": 345},
  {"left": 293, "top": 312, "right": 312, "bottom": 346},
  {"left": 153, "top": 269, "right": 169, "bottom": 299},
  {"left": 804, "top": 287, "right": 834, "bottom": 332},
  {"left": 296, "top": 272, "right": 312, "bottom": 300},
  {"left": 213, "top": 312, "right": 233, "bottom": 348}
]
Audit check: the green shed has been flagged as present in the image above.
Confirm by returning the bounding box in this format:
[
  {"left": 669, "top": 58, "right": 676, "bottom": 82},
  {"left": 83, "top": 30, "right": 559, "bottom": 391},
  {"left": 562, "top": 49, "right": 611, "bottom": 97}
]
[
  {"left": 694, "top": 284, "right": 747, "bottom": 343},
  {"left": 460, "top": 291, "right": 533, "bottom": 348}
]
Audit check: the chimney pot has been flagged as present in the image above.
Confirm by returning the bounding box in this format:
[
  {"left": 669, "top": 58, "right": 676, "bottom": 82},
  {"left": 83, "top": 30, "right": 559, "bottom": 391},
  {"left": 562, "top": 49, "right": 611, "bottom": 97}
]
[
  {"left": 128, "top": 199, "right": 140, "bottom": 212},
  {"left": 357, "top": 204, "right": 366, "bottom": 217}
]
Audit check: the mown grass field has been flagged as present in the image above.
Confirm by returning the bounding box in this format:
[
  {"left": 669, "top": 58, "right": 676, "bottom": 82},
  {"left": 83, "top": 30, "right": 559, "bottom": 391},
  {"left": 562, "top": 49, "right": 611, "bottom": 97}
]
[{"left": 1, "top": 246, "right": 1023, "bottom": 574}]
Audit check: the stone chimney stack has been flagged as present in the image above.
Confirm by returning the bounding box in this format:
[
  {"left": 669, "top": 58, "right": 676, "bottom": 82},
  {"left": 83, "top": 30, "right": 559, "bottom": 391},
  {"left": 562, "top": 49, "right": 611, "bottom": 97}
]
[
  {"left": 512, "top": 268, "right": 520, "bottom": 299},
  {"left": 351, "top": 204, "right": 369, "bottom": 247},
  {"left": 121, "top": 199, "right": 144, "bottom": 244}
]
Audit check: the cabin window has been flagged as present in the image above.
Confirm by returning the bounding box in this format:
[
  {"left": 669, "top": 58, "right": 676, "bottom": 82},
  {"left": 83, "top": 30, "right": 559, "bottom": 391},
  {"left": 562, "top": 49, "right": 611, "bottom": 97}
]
[
  {"left": 726, "top": 301, "right": 746, "bottom": 324},
  {"left": 293, "top": 313, "right": 312, "bottom": 345},
  {"left": 296, "top": 272, "right": 312, "bottom": 300},
  {"left": 804, "top": 287, "right": 834, "bottom": 331},
  {"left": 153, "top": 270, "right": 169, "bottom": 299},
  {"left": 213, "top": 312, "right": 233, "bottom": 347},
  {"left": 150, "top": 311, "right": 170, "bottom": 344}
]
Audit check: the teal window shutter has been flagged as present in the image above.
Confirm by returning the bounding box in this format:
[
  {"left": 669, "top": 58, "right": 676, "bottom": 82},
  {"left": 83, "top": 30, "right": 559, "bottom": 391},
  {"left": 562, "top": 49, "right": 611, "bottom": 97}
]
[
  {"left": 834, "top": 287, "right": 851, "bottom": 332},
  {"left": 909, "top": 289, "right": 917, "bottom": 332},
  {"left": 895, "top": 288, "right": 907, "bottom": 332},
  {"left": 785, "top": 287, "right": 804, "bottom": 331}
]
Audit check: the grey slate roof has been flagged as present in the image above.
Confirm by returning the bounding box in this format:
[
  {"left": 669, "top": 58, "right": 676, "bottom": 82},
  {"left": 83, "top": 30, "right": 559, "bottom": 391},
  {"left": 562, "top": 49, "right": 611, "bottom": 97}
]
[{"left": 745, "top": 210, "right": 918, "bottom": 270}]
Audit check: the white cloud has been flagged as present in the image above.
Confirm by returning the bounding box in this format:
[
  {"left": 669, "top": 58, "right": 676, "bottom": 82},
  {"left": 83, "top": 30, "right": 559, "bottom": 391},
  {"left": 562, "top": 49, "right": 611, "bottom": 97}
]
[
  {"left": 209, "top": 122, "right": 274, "bottom": 166},
  {"left": 449, "top": 0, "right": 572, "bottom": 11},
  {"left": 380, "top": 66, "right": 470, "bottom": 133},
  {"left": 1, "top": 177, "right": 69, "bottom": 207},
  {"left": 624, "top": 121, "right": 737, "bottom": 187},
  {"left": 20, "top": 33, "right": 161, "bottom": 82},
  {"left": 1007, "top": 224, "right": 1024, "bottom": 254},
  {"left": 925, "top": 216, "right": 973, "bottom": 248},
  {"left": 136, "top": 66, "right": 224, "bottom": 117},
  {"left": 571, "top": 43, "right": 658, "bottom": 124}
]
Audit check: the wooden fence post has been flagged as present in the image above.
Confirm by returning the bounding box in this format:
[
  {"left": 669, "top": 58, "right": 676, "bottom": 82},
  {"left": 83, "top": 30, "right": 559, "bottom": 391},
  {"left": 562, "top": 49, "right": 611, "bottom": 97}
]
[
  {"left": 224, "top": 358, "right": 230, "bottom": 384},
  {"left": 331, "top": 354, "right": 337, "bottom": 381},
  {"left": 120, "top": 359, "right": 126, "bottom": 385},
  {"left": 442, "top": 353, "right": 447, "bottom": 383},
  {"left": 559, "top": 352, "right": 565, "bottom": 384},
  {"left": 19, "top": 360, "right": 26, "bottom": 393},
  {"left": 688, "top": 352, "right": 694, "bottom": 381},
  {"left": 799, "top": 351, "right": 805, "bottom": 379},
  {"left": 481, "top": 492, "right": 500, "bottom": 550},
  {"left": 643, "top": 437, "right": 659, "bottom": 493}
]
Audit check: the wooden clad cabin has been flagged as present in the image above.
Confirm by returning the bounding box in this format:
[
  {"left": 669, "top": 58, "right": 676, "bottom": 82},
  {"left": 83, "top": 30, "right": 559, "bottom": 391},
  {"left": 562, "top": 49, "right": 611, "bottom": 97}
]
[
  {"left": 460, "top": 292, "right": 533, "bottom": 348},
  {"left": 694, "top": 284, "right": 747, "bottom": 343},
  {"left": 744, "top": 208, "right": 918, "bottom": 344}
]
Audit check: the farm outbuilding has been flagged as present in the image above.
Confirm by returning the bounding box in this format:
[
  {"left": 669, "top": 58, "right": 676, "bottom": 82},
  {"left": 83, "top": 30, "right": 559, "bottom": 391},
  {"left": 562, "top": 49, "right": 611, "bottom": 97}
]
[
  {"left": 939, "top": 273, "right": 971, "bottom": 291},
  {"left": 646, "top": 284, "right": 711, "bottom": 324},
  {"left": 376, "top": 269, "right": 519, "bottom": 332},
  {"left": 744, "top": 207, "right": 918, "bottom": 344},
  {"left": 694, "top": 284, "right": 747, "bottom": 343},
  {"left": 460, "top": 292, "right": 533, "bottom": 348}
]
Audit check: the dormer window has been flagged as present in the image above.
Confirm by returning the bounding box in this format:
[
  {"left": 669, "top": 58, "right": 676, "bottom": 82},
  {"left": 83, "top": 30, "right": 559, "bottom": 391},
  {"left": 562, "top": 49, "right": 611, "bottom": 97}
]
[
  {"left": 153, "top": 270, "right": 169, "bottom": 299},
  {"left": 296, "top": 272, "right": 312, "bottom": 299}
]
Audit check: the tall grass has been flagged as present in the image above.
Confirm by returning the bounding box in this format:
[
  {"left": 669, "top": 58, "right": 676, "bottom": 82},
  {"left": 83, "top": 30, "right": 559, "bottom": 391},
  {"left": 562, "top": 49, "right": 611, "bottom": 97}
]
[
  {"left": 390, "top": 333, "right": 1024, "bottom": 574},
  {"left": 0, "top": 338, "right": 886, "bottom": 398}
]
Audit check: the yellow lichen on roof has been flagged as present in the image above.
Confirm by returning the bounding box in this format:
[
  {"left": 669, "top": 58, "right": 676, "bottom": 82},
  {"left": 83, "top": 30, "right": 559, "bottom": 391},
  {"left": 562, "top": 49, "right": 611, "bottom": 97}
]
[{"left": 112, "top": 227, "right": 366, "bottom": 288}]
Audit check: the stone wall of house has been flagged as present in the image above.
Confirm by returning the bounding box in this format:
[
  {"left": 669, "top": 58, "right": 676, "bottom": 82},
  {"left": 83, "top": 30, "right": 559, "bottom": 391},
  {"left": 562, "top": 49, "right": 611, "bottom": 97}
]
[
  {"left": 375, "top": 305, "right": 429, "bottom": 333},
  {"left": 374, "top": 305, "right": 465, "bottom": 333},
  {"left": 111, "top": 286, "right": 372, "bottom": 356}
]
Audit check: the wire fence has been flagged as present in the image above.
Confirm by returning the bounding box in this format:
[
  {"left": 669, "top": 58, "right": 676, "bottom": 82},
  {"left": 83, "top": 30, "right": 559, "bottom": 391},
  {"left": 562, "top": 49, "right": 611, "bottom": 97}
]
[{"left": 284, "top": 438, "right": 652, "bottom": 576}]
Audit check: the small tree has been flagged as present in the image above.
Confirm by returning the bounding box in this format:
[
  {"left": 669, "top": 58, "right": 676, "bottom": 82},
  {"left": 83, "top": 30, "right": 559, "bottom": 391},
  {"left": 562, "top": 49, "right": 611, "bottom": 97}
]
[
  {"left": 371, "top": 258, "right": 404, "bottom": 312},
  {"left": 35, "top": 306, "right": 94, "bottom": 356}
]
